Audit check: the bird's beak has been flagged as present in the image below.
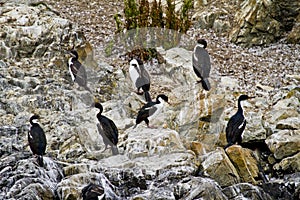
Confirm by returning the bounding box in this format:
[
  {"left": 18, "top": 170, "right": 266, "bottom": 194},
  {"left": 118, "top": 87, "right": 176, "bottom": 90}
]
[{"left": 248, "top": 96, "right": 255, "bottom": 99}]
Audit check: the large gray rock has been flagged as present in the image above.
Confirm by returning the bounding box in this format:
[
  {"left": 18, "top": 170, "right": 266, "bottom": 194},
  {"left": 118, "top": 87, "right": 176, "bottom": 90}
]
[
  {"left": 174, "top": 176, "right": 227, "bottom": 200},
  {"left": 199, "top": 147, "right": 240, "bottom": 187},
  {"left": 0, "top": 155, "right": 63, "bottom": 199},
  {"left": 226, "top": 145, "right": 260, "bottom": 184},
  {"left": 222, "top": 183, "right": 273, "bottom": 200},
  {"left": 229, "top": 0, "right": 300, "bottom": 46},
  {"left": 0, "top": 1, "right": 84, "bottom": 60},
  {"left": 265, "top": 130, "right": 300, "bottom": 160},
  {"left": 273, "top": 152, "right": 300, "bottom": 174}
]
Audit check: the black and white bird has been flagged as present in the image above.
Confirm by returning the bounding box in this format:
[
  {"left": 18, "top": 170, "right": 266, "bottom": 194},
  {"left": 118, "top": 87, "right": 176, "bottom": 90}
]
[
  {"left": 224, "top": 95, "right": 254, "bottom": 149},
  {"left": 192, "top": 39, "right": 211, "bottom": 91},
  {"left": 95, "top": 102, "right": 119, "bottom": 155},
  {"left": 68, "top": 50, "right": 92, "bottom": 93},
  {"left": 129, "top": 58, "right": 151, "bottom": 102},
  {"left": 28, "top": 115, "right": 47, "bottom": 167},
  {"left": 82, "top": 183, "right": 104, "bottom": 200},
  {"left": 134, "top": 94, "right": 169, "bottom": 128}
]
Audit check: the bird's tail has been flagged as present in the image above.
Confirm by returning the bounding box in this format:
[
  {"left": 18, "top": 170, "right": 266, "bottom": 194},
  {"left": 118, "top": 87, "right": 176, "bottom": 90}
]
[
  {"left": 37, "top": 155, "right": 44, "bottom": 167},
  {"left": 112, "top": 145, "right": 119, "bottom": 155},
  {"left": 201, "top": 78, "right": 211, "bottom": 91}
]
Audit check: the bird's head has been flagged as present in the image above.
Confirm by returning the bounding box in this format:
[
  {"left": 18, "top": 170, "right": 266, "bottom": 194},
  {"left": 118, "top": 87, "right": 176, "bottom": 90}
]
[
  {"left": 68, "top": 50, "right": 79, "bottom": 59},
  {"left": 197, "top": 39, "right": 207, "bottom": 49},
  {"left": 30, "top": 115, "right": 40, "bottom": 124},
  {"left": 130, "top": 58, "right": 143, "bottom": 69},
  {"left": 238, "top": 94, "right": 255, "bottom": 101},
  {"left": 130, "top": 58, "right": 139, "bottom": 69},
  {"left": 95, "top": 102, "right": 103, "bottom": 113},
  {"left": 156, "top": 94, "right": 170, "bottom": 104}
]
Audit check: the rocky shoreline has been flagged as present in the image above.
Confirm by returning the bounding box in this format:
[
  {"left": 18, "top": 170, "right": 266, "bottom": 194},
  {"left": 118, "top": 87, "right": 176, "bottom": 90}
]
[{"left": 0, "top": 0, "right": 299, "bottom": 199}]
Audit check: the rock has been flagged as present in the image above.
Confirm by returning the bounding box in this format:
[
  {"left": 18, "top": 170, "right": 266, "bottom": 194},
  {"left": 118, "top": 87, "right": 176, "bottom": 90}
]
[
  {"left": 122, "top": 127, "right": 186, "bottom": 158},
  {"left": 265, "top": 130, "right": 300, "bottom": 160},
  {"left": 264, "top": 96, "right": 300, "bottom": 130},
  {"left": 262, "top": 176, "right": 300, "bottom": 200},
  {"left": 1, "top": 0, "right": 300, "bottom": 199},
  {"left": 199, "top": 147, "right": 240, "bottom": 187},
  {"left": 222, "top": 183, "right": 273, "bottom": 200},
  {"left": 219, "top": 77, "right": 239, "bottom": 91},
  {"left": 226, "top": 145, "right": 260, "bottom": 184},
  {"left": 287, "top": 14, "right": 300, "bottom": 43},
  {"left": 229, "top": 0, "right": 300, "bottom": 46},
  {"left": 174, "top": 176, "right": 227, "bottom": 200},
  {"left": 273, "top": 152, "right": 300, "bottom": 174},
  {"left": 56, "top": 172, "right": 121, "bottom": 200},
  {"left": 0, "top": 155, "right": 63, "bottom": 199},
  {"left": 193, "top": 7, "right": 231, "bottom": 34},
  {"left": 0, "top": 1, "right": 85, "bottom": 60},
  {"left": 242, "top": 111, "right": 266, "bottom": 143},
  {"left": 276, "top": 117, "right": 300, "bottom": 130}
]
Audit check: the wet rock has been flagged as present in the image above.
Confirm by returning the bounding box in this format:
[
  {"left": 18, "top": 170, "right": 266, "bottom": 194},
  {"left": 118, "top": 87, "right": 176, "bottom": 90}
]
[
  {"left": 174, "top": 176, "right": 227, "bottom": 200},
  {"left": 0, "top": 156, "right": 63, "bottom": 199},
  {"left": 262, "top": 175, "right": 300, "bottom": 200},
  {"left": 81, "top": 183, "right": 104, "bottom": 200},
  {"left": 226, "top": 145, "right": 260, "bottom": 184},
  {"left": 199, "top": 147, "right": 240, "bottom": 187},
  {"left": 57, "top": 172, "right": 120, "bottom": 200},
  {"left": 265, "top": 130, "right": 300, "bottom": 160},
  {"left": 222, "top": 183, "right": 273, "bottom": 200}
]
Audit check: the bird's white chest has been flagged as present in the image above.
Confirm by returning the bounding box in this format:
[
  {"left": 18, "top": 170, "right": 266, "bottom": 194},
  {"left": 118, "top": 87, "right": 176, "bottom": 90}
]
[
  {"left": 129, "top": 65, "right": 140, "bottom": 86},
  {"left": 68, "top": 58, "right": 75, "bottom": 81},
  {"left": 148, "top": 102, "right": 164, "bottom": 120},
  {"left": 193, "top": 44, "right": 205, "bottom": 62},
  {"left": 28, "top": 131, "right": 33, "bottom": 139},
  {"left": 238, "top": 118, "right": 246, "bottom": 129}
]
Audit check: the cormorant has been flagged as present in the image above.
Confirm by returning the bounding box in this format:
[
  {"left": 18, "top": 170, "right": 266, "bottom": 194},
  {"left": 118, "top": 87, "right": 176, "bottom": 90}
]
[
  {"left": 129, "top": 58, "right": 152, "bottom": 102},
  {"left": 68, "top": 50, "right": 92, "bottom": 93},
  {"left": 28, "top": 115, "right": 47, "bottom": 167},
  {"left": 82, "top": 183, "right": 104, "bottom": 200},
  {"left": 192, "top": 39, "right": 211, "bottom": 91},
  {"left": 95, "top": 102, "right": 119, "bottom": 155},
  {"left": 224, "top": 95, "right": 254, "bottom": 149},
  {"left": 134, "top": 94, "right": 169, "bottom": 128}
]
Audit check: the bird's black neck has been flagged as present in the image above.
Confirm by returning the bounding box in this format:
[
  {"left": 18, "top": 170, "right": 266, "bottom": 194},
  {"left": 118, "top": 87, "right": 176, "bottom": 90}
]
[
  {"left": 30, "top": 120, "right": 37, "bottom": 126},
  {"left": 237, "top": 100, "right": 244, "bottom": 115},
  {"left": 97, "top": 112, "right": 103, "bottom": 119}
]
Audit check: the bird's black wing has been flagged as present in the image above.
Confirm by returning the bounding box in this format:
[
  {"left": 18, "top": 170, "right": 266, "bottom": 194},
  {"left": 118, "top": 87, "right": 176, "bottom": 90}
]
[
  {"left": 192, "top": 46, "right": 211, "bottom": 79},
  {"left": 28, "top": 125, "right": 46, "bottom": 155},
  {"left": 225, "top": 113, "right": 246, "bottom": 145},
  {"left": 136, "top": 101, "right": 157, "bottom": 124},
  {"left": 99, "top": 116, "right": 118, "bottom": 146},
  {"left": 71, "top": 60, "right": 87, "bottom": 86},
  {"left": 141, "top": 66, "right": 150, "bottom": 84}
]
